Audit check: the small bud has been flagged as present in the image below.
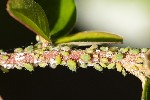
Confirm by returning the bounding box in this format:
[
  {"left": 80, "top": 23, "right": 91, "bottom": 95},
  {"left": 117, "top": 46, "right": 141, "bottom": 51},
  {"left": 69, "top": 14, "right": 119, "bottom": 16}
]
[
  {"left": 136, "top": 64, "right": 143, "bottom": 69},
  {"left": 67, "top": 59, "right": 76, "bottom": 72},
  {"left": 36, "top": 35, "right": 48, "bottom": 43}
]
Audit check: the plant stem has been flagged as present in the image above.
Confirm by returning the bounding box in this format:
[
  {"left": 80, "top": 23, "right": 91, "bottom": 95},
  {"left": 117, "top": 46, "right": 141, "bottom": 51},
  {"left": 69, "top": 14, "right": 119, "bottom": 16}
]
[
  {"left": 0, "top": 42, "right": 150, "bottom": 100},
  {"left": 141, "top": 78, "right": 150, "bottom": 100}
]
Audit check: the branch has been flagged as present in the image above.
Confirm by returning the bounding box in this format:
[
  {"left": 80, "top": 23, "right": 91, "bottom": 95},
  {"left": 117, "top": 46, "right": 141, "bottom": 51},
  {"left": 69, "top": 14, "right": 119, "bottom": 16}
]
[{"left": 0, "top": 42, "right": 149, "bottom": 82}]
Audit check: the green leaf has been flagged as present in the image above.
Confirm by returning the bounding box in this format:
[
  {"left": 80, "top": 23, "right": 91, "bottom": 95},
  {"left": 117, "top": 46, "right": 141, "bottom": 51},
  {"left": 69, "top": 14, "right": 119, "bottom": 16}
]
[
  {"left": 55, "top": 31, "right": 123, "bottom": 46},
  {"left": 6, "top": 0, "right": 51, "bottom": 42},
  {"left": 35, "top": 0, "right": 76, "bottom": 39}
]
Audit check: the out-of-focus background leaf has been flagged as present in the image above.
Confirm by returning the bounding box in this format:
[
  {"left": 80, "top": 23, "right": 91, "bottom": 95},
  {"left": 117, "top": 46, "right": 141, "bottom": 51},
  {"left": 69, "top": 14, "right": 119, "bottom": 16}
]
[{"left": 75, "top": 0, "right": 150, "bottom": 48}]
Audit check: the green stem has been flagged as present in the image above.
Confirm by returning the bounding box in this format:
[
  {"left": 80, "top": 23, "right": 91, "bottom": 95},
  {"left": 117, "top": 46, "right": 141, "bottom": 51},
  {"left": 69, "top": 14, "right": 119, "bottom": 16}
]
[{"left": 142, "top": 78, "right": 150, "bottom": 100}]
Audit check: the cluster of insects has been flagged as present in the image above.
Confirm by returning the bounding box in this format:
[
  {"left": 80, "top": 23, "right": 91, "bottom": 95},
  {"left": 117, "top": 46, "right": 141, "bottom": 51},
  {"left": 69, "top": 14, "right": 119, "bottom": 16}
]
[{"left": 0, "top": 39, "right": 149, "bottom": 82}]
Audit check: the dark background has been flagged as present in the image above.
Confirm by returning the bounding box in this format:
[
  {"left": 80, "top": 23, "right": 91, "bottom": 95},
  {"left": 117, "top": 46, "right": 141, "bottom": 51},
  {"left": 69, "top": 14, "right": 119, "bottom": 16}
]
[{"left": 0, "top": 0, "right": 142, "bottom": 100}]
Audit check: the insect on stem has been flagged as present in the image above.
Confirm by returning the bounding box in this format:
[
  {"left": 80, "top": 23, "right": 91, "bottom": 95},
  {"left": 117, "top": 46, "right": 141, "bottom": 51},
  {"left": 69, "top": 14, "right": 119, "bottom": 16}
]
[{"left": 0, "top": 42, "right": 149, "bottom": 82}]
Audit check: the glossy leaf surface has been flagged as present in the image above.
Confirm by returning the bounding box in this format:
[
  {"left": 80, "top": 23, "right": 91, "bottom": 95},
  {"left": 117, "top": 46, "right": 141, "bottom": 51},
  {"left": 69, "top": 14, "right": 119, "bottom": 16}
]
[
  {"left": 55, "top": 31, "right": 123, "bottom": 45},
  {"left": 35, "top": 0, "right": 76, "bottom": 39},
  {"left": 7, "top": 0, "right": 51, "bottom": 42}
]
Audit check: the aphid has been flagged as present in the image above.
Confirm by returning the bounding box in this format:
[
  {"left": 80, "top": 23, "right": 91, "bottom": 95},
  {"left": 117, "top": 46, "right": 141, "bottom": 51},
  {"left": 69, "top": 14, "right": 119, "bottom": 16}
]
[
  {"left": 79, "top": 63, "right": 87, "bottom": 68},
  {"left": 24, "top": 45, "right": 33, "bottom": 52},
  {"left": 136, "top": 57, "right": 143, "bottom": 64},
  {"left": 61, "top": 51, "right": 69, "bottom": 56},
  {"left": 0, "top": 67, "right": 9, "bottom": 73},
  {"left": 100, "top": 46, "right": 108, "bottom": 51},
  {"left": 67, "top": 59, "right": 76, "bottom": 72},
  {"left": 85, "top": 48, "right": 94, "bottom": 54},
  {"left": 38, "top": 62, "right": 47, "bottom": 68},
  {"left": 60, "top": 61, "right": 67, "bottom": 66},
  {"left": 129, "top": 49, "right": 140, "bottom": 55},
  {"left": 1, "top": 55, "right": 9, "bottom": 61},
  {"left": 49, "top": 59, "right": 57, "bottom": 69},
  {"left": 0, "top": 50, "right": 3, "bottom": 54},
  {"left": 131, "top": 65, "right": 139, "bottom": 70},
  {"left": 94, "top": 63, "right": 103, "bottom": 71},
  {"left": 90, "top": 44, "right": 98, "bottom": 49},
  {"left": 119, "top": 47, "right": 129, "bottom": 53},
  {"left": 100, "top": 58, "right": 108, "bottom": 64},
  {"left": 81, "top": 54, "right": 91, "bottom": 62},
  {"left": 122, "top": 69, "right": 127, "bottom": 77},
  {"left": 100, "top": 62, "right": 107, "bottom": 68},
  {"left": 34, "top": 54, "right": 40, "bottom": 59},
  {"left": 14, "top": 48, "right": 23, "bottom": 53},
  {"left": 34, "top": 49, "right": 43, "bottom": 54},
  {"left": 51, "top": 46, "right": 60, "bottom": 51},
  {"left": 55, "top": 55, "right": 62, "bottom": 65},
  {"left": 23, "top": 63, "right": 34, "bottom": 72},
  {"left": 87, "top": 61, "right": 93, "bottom": 66},
  {"left": 109, "top": 47, "right": 118, "bottom": 52},
  {"left": 34, "top": 43, "right": 42, "bottom": 49},
  {"left": 116, "top": 62, "right": 123, "bottom": 72},
  {"left": 107, "top": 63, "right": 115, "bottom": 69},
  {"left": 141, "top": 48, "right": 148, "bottom": 53},
  {"left": 14, "top": 65, "right": 22, "bottom": 70},
  {"left": 114, "top": 53, "right": 123, "bottom": 60},
  {"left": 60, "top": 46, "right": 70, "bottom": 51}
]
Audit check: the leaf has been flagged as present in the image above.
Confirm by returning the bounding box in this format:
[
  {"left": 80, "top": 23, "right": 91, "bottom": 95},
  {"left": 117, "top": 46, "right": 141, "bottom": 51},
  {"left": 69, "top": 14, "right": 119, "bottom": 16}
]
[
  {"left": 6, "top": 0, "right": 51, "bottom": 42},
  {"left": 55, "top": 31, "right": 123, "bottom": 46},
  {"left": 35, "top": 0, "right": 76, "bottom": 39}
]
